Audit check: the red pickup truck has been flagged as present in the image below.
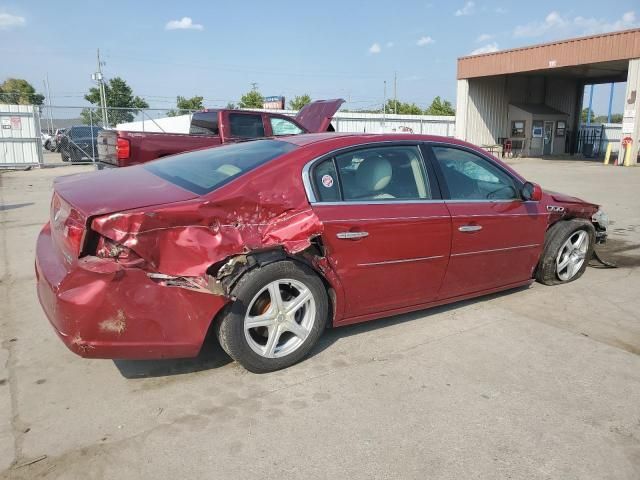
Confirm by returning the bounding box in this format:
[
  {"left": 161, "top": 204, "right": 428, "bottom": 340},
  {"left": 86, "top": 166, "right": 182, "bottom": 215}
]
[{"left": 97, "top": 99, "right": 344, "bottom": 168}]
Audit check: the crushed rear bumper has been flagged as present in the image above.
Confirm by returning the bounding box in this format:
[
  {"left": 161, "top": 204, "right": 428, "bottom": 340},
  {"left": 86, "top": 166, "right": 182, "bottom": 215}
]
[{"left": 36, "top": 222, "right": 228, "bottom": 359}]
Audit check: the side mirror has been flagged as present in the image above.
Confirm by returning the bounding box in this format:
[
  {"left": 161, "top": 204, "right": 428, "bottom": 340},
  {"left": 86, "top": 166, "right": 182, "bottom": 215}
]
[{"left": 521, "top": 182, "right": 543, "bottom": 202}]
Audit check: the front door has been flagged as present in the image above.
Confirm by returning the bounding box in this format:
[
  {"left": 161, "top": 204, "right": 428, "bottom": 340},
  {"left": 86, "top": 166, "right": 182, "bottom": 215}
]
[
  {"left": 543, "top": 121, "right": 554, "bottom": 155},
  {"left": 307, "top": 144, "right": 452, "bottom": 319},
  {"left": 427, "top": 144, "right": 547, "bottom": 299}
]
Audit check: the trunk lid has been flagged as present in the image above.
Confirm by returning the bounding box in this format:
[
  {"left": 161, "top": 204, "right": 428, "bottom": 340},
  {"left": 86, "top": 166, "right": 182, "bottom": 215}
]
[
  {"left": 54, "top": 166, "right": 199, "bottom": 218},
  {"left": 51, "top": 166, "right": 199, "bottom": 261},
  {"left": 294, "top": 99, "right": 344, "bottom": 133}
]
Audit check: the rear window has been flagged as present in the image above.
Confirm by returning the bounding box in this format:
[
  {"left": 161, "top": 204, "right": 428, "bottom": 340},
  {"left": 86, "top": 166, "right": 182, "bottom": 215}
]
[
  {"left": 190, "top": 111, "right": 219, "bottom": 136},
  {"left": 144, "top": 140, "right": 297, "bottom": 195},
  {"left": 69, "top": 126, "right": 102, "bottom": 138}
]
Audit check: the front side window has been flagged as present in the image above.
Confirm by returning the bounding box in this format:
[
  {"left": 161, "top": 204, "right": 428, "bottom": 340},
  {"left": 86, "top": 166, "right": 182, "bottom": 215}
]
[
  {"left": 431, "top": 146, "right": 518, "bottom": 200},
  {"left": 229, "top": 113, "right": 265, "bottom": 138},
  {"left": 312, "top": 146, "right": 430, "bottom": 202},
  {"left": 270, "top": 117, "right": 304, "bottom": 136},
  {"left": 145, "top": 139, "right": 296, "bottom": 195}
]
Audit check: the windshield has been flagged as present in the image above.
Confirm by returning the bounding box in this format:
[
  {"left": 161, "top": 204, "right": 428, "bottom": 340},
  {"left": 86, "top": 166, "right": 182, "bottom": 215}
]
[{"left": 144, "top": 140, "right": 297, "bottom": 195}]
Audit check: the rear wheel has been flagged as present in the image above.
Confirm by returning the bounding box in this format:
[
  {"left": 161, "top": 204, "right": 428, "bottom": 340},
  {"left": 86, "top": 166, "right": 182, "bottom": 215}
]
[
  {"left": 536, "top": 220, "right": 595, "bottom": 285},
  {"left": 216, "top": 260, "right": 328, "bottom": 373}
]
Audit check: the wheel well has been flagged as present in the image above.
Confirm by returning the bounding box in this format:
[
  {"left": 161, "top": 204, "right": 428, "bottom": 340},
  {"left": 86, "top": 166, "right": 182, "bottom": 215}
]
[{"left": 207, "top": 246, "right": 337, "bottom": 327}]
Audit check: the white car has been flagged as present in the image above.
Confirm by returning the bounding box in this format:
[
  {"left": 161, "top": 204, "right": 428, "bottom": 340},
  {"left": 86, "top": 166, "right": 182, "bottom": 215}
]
[{"left": 41, "top": 132, "right": 53, "bottom": 150}]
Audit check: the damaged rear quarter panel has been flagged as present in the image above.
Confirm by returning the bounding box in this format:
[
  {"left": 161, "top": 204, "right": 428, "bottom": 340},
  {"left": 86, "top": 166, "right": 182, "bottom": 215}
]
[{"left": 90, "top": 155, "right": 324, "bottom": 278}]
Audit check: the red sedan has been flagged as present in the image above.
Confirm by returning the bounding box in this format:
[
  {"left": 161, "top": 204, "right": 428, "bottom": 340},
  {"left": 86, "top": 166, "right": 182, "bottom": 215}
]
[{"left": 35, "top": 134, "right": 608, "bottom": 372}]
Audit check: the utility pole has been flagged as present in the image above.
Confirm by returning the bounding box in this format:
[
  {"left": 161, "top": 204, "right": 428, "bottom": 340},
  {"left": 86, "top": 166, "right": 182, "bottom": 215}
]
[
  {"left": 250, "top": 82, "right": 259, "bottom": 91},
  {"left": 92, "top": 49, "right": 109, "bottom": 127},
  {"left": 393, "top": 71, "right": 397, "bottom": 114},
  {"left": 43, "top": 75, "right": 54, "bottom": 133},
  {"left": 383, "top": 80, "right": 387, "bottom": 129}
]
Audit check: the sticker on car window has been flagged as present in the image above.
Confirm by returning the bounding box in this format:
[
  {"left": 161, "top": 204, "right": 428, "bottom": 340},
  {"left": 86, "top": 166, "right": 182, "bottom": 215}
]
[{"left": 321, "top": 175, "right": 334, "bottom": 188}]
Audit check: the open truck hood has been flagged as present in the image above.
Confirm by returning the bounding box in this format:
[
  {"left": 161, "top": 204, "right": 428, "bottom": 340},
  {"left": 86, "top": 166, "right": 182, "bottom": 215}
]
[{"left": 294, "top": 99, "right": 345, "bottom": 133}]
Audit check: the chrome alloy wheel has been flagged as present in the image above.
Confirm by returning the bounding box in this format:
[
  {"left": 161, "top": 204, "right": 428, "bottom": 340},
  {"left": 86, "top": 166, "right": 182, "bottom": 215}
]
[
  {"left": 243, "top": 279, "right": 316, "bottom": 359},
  {"left": 556, "top": 230, "right": 588, "bottom": 281}
]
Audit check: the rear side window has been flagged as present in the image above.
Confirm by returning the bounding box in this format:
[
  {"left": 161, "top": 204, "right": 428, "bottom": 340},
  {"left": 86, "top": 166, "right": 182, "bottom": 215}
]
[
  {"left": 312, "top": 146, "right": 430, "bottom": 202},
  {"left": 270, "top": 117, "right": 304, "bottom": 136},
  {"left": 145, "top": 140, "right": 297, "bottom": 195},
  {"left": 229, "top": 113, "right": 265, "bottom": 138},
  {"left": 431, "top": 146, "right": 518, "bottom": 200},
  {"left": 190, "top": 111, "right": 219, "bottom": 135}
]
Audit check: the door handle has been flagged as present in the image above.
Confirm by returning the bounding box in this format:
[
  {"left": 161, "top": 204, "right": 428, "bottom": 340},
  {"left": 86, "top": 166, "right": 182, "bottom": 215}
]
[
  {"left": 336, "top": 231, "right": 369, "bottom": 240},
  {"left": 458, "top": 225, "right": 482, "bottom": 232}
]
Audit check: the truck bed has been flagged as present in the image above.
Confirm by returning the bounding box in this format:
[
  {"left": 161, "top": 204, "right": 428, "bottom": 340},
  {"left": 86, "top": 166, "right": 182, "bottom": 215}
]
[{"left": 98, "top": 130, "right": 221, "bottom": 168}]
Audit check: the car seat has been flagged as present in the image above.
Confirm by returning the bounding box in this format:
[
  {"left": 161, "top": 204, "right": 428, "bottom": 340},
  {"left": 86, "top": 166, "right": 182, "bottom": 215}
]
[{"left": 354, "top": 154, "right": 394, "bottom": 199}]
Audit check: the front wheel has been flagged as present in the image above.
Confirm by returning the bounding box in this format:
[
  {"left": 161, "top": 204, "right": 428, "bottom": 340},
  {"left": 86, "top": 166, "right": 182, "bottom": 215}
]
[
  {"left": 216, "top": 260, "right": 328, "bottom": 373},
  {"left": 536, "top": 219, "right": 595, "bottom": 285}
]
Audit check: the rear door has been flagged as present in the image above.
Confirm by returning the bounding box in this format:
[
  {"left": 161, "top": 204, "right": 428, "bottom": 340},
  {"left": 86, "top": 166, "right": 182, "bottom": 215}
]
[
  {"left": 426, "top": 143, "right": 547, "bottom": 299},
  {"left": 307, "top": 143, "right": 452, "bottom": 320}
]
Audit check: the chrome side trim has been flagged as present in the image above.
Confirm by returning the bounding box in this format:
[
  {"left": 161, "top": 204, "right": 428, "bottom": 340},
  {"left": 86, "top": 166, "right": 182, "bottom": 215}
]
[
  {"left": 451, "top": 212, "right": 550, "bottom": 218},
  {"left": 445, "top": 199, "right": 520, "bottom": 204},
  {"left": 312, "top": 199, "right": 445, "bottom": 206},
  {"left": 322, "top": 215, "right": 451, "bottom": 223},
  {"left": 451, "top": 243, "right": 541, "bottom": 257},
  {"left": 301, "top": 160, "right": 318, "bottom": 203},
  {"left": 358, "top": 255, "right": 445, "bottom": 267}
]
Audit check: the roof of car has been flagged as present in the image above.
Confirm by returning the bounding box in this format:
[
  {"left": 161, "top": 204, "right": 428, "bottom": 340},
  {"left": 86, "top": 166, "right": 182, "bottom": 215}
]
[{"left": 280, "top": 132, "right": 467, "bottom": 148}]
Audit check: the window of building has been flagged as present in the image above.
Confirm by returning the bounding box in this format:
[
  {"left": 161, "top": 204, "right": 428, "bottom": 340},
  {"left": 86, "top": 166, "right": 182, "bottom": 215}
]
[
  {"left": 511, "top": 120, "right": 525, "bottom": 138},
  {"left": 556, "top": 121, "right": 566, "bottom": 136}
]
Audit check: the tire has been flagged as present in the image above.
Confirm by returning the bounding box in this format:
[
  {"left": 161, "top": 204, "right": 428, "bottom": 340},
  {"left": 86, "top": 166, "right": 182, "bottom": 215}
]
[
  {"left": 535, "top": 219, "right": 595, "bottom": 286},
  {"left": 216, "top": 260, "right": 328, "bottom": 373},
  {"left": 60, "top": 152, "right": 69, "bottom": 162}
]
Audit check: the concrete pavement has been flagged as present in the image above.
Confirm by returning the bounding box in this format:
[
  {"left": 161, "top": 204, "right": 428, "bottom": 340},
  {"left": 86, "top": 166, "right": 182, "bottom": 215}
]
[{"left": 1, "top": 160, "right": 639, "bottom": 479}]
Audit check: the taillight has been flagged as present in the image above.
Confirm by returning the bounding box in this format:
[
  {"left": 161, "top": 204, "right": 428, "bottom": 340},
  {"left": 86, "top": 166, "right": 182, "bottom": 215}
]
[
  {"left": 116, "top": 138, "right": 130, "bottom": 160},
  {"left": 51, "top": 194, "right": 86, "bottom": 257},
  {"left": 95, "top": 236, "right": 144, "bottom": 267}
]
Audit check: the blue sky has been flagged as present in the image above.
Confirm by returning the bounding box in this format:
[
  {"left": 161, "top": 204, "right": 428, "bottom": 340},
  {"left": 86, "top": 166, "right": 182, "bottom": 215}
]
[{"left": 1, "top": 0, "right": 638, "bottom": 115}]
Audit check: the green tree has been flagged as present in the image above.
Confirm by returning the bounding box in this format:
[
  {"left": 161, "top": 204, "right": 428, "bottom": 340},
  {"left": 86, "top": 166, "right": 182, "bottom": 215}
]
[
  {"left": 167, "top": 95, "right": 204, "bottom": 116},
  {"left": 610, "top": 113, "right": 623, "bottom": 123},
  {"left": 81, "top": 77, "right": 149, "bottom": 126},
  {"left": 384, "top": 99, "right": 422, "bottom": 115},
  {"left": 581, "top": 107, "right": 596, "bottom": 124},
  {"left": 289, "top": 94, "right": 312, "bottom": 110},
  {"left": 238, "top": 87, "right": 264, "bottom": 109},
  {"left": 424, "top": 96, "right": 455, "bottom": 116},
  {"left": 593, "top": 113, "right": 622, "bottom": 124},
  {"left": 0, "top": 78, "right": 44, "bottom": 105}
]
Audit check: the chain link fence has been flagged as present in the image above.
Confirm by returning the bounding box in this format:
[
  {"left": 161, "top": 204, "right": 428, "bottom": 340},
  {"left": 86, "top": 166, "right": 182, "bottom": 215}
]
[
  {"left": 40, "top": 106, "right": 198, "bottom": 165},
  {"left": 39, "top": 105, "right": 456, "bottom": 166}
]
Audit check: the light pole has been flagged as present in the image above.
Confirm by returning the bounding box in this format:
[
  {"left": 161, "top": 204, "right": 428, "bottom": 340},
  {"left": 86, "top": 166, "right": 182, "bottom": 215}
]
[{"left": 92, "top": 49, "right": 109, "bottom": 127}]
